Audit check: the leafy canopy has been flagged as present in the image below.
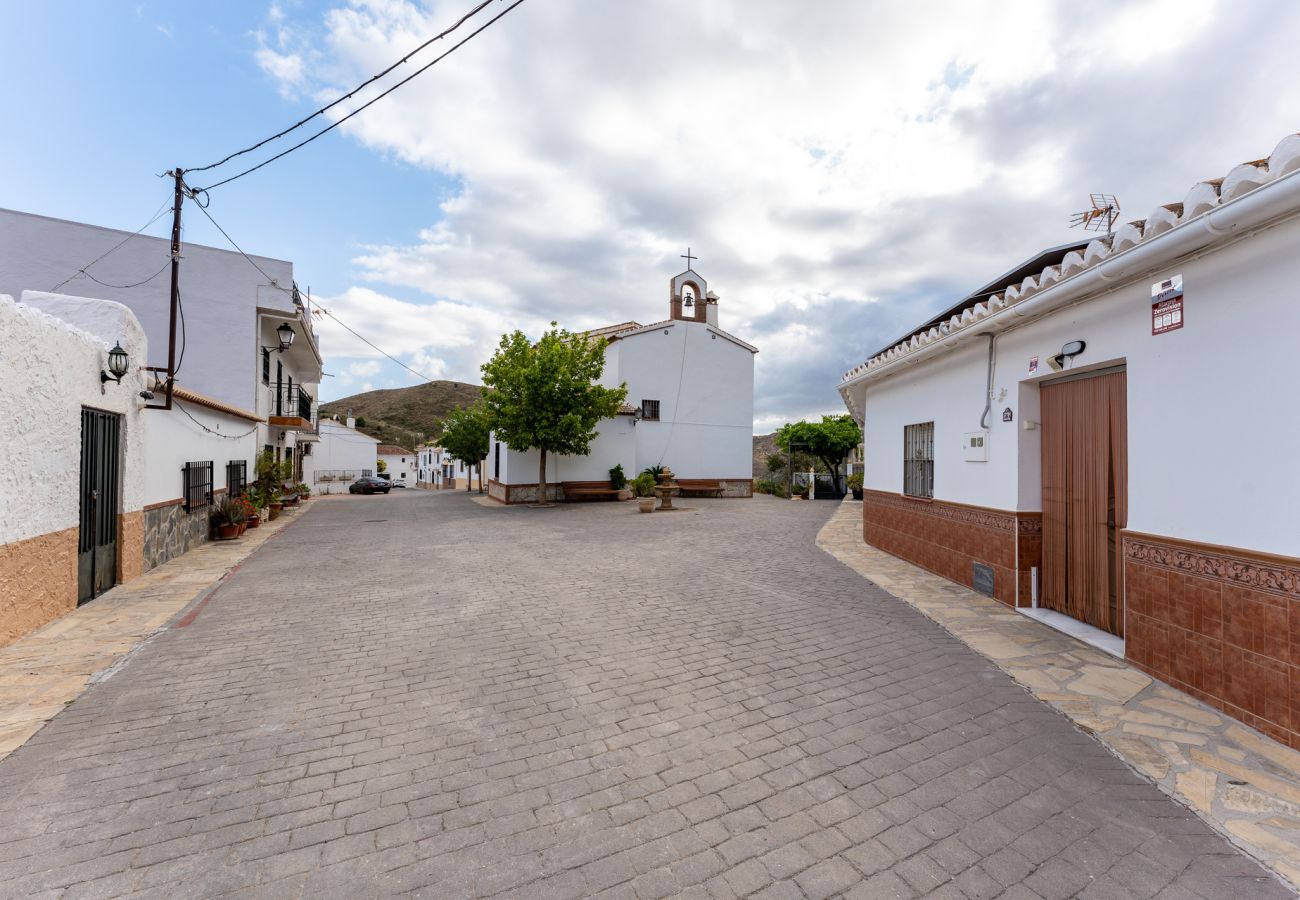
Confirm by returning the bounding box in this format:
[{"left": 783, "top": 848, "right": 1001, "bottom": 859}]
[
  {"left": 480, "top": 323, "right": 627, "bottom": 458},
  {"left": 439, "top": 400, "right": 491, "bottom": 465},
  {"left": 776, "top": 414, "right": 862, "bottom": 486}
]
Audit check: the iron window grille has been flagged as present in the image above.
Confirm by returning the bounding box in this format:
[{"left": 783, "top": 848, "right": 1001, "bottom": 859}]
[
  {"left": 226, "top": 460, "right": 248, "bottom": 496},
  {"left": 903, "top": 422, "right": 934, "bottom": 499},
  {"left": 641, "top": 399, "right": 661, "bottom": 421},
  {"left": 183, "top": 461, "right": 214, "bottom": 512}
]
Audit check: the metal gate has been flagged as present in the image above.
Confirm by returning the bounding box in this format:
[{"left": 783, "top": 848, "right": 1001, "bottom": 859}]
[{"left": 78, "top": 408, "right": 121, "bottom": 604}]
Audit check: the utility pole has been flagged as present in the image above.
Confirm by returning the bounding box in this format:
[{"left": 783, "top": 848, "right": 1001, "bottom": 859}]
[{"left": 148, "top": 167, "right": 185, "bottom": 410}]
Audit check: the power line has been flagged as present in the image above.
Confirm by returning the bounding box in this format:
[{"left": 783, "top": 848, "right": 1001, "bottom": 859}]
[
  {"left": 191, "top": 0, "right": 529, "bottom": 192},
  {"left": 49, "top": 197, "right": 173, "bottom": 292},
  {"left": 187, "top": 194, "right": 441, "bottom": 385},
  {"left": 187, "top": 0, "right": 496, "bottom": 175},
  {"left": 174, "top": 397, "right": 260, "bottom": 439},
  {"left": 80, "top": 258, "right": 172, "bottom": 290}
]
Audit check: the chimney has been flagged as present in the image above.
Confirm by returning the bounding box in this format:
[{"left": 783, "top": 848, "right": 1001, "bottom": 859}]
[{"left": 705, "top": 291, "right": 719, "bottom": 326}]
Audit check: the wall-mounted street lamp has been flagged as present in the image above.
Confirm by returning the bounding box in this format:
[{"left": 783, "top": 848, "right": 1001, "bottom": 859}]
[
  {"left": 275, "top": 322, "right": 295, "bottom": 352},
  {"left": 100, "top": 341, "right": 130, "bottom": 385}
]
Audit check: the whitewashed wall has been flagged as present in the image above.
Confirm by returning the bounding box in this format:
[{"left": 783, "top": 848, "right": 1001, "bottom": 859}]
[
  {"left": 495, "top": 417, "right": 636, "bottom": 485},
  {"left": 855, "top": 213, "right": 1300, "bottom": 558},
  {"left": 1, "top": 292, "right": 147, "bottom": 543},
  {"left": 142, "top": 402, "right": 259, "bottom": 506},
  {"left": 304, "top": 420, "right": 379, "bottom": 493},
  {"left": 0, "top": 209, "right": 298, "bottom": 412},
  {"left": 379, "top": 453, "right": 413, "bottom": 483},
  {"left": 620, "top": 321, "right": 754, "bottom": 478}
]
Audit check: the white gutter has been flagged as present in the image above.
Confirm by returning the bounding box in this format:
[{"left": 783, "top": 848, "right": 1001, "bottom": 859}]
[{"left": 839, "top": 168, "right": 1300, "bottom": 391}]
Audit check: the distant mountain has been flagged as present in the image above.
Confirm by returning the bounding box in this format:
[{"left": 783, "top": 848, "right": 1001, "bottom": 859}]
[
  {"left": 753, "top": 433, "right": 780, "bottom": 477},
  {"left": 319, "top": 381, "right": 482, "bottom": 449}
]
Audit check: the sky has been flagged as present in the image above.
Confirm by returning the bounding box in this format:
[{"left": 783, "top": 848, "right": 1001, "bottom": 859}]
[{"left": 4, "top": 1, "right": 1299, "bottom": 432}]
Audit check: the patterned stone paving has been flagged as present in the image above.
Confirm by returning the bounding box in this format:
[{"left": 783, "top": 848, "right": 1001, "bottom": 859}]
[
  {"left": 0, "top": 502, "right": 312, "bottom": 762},
  {"left": 818, "top": 498, "right": 1300, "bottom": 891},
  {"left": 0, "top": 492, "right": 1290, "bottom": 897}
]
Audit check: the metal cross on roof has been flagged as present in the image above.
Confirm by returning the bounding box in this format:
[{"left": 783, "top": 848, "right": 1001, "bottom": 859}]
[{"left": 680, "top": 247, "right": 698, "bottom": 269}]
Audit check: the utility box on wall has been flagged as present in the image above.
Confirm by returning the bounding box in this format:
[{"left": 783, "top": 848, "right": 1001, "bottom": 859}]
[{"left": 963, "top": 431, "right": 988, "bottom": 462}]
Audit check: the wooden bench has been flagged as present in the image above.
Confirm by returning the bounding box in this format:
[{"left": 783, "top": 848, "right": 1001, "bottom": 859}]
[
  {"left": 561, "top": 480, "right": 622, "bottom": 501},
  {"left": 675, "top": 478, "right": 724, "bottom": 497}
]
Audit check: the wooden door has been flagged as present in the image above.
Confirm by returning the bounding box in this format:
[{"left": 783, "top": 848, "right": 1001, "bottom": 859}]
[
  {"left": 1040, "top": 368, "right": 1128, "bottom": 635},
  {"left": 78, "top": 408, "right": 121, "bottom": 604}
]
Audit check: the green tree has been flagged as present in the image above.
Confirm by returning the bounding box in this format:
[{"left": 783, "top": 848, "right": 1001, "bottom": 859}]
[
  {"left": 480, "top": 323, "right": 628, "bottom": 505},
  {"left": 439, "top": 401, "right": 491, "bottom": 493},
  {"left": 376, "top": 458, "right": 387, "bottom": 474},
  {"left": 775, "top": 414, "right": 862, "bottom": 493}
]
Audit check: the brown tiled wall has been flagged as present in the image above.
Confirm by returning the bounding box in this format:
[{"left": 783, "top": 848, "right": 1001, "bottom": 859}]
[
  {"left": 1125, "top": 531, "right": 1300, "bottom": 750},
  {"left": 862, "top": 490, "right": 1034, "bottom": 607}
]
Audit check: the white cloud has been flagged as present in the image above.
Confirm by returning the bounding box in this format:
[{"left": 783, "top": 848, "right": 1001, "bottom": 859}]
[{"left": 265, "top": 0, "right": 1300, "bottom": 426}]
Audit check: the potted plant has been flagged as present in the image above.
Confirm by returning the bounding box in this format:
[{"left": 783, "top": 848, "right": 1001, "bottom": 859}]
[
  {"left": 609, "top": 464, "right": 632, "bottom": 501},
  {"left": 634, "top": 472, "right": 657, "bottom": 513},
  {"left": 294, "top": 482, "right": 311, "bottom": 501},
  {"left": 268, "top": 488, "right": 283, "bottom": 520},
  {"left": 847, "top": 473, "right": 864, "bottom": 501},
  {"left": 212, "top": 495, "right": 245, "bottom": 540},
  {"left": 242, "top": 490, "right": 262, "bottom": 528}
]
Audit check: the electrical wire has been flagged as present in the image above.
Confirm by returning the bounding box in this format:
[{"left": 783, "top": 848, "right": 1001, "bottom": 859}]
[
  {"left": 79, "top": 259, "right": 172, "bottom": 290},
  {"left": 187, "top": 0, "right": 496, "bottom": 175},
  {"left": 49, "top": 197, "right": 173, "bottom": 292},
  {"left": 191, "top": 0, "right": 529, "bottom": 192},
  {"left": 173, "top": 398, "right": 260, "bottom": 439},
  {"left": 186, "top": 192, "right": 441, "bottom": 385}
]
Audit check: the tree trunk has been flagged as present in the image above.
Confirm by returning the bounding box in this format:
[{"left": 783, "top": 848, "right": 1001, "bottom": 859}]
[
  {"left": 479, "top": 459, "right": 485, "bottom": 493},
  {"left": 537, "top": 448, "right": 547, "bottom": 505}
]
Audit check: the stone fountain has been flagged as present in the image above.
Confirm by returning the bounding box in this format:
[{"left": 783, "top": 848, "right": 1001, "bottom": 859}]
[{"left": 655, "top": 467, "right": 680, "bottom": 511}]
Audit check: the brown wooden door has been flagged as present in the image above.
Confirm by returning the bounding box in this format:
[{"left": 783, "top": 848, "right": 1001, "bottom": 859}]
[{"left": 1040, "top": 368, "right": 1128, "bottom": 635}]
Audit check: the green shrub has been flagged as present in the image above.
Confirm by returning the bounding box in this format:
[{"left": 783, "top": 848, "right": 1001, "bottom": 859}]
[
  {"left": 846, "top": 473, "right": 864, "bottom": 490},
  {"left": 633, "top": 473, "right": 657, "bottom": 497},
  {"left": 609, "top": 464, "right": 627, "bottom": 490}
]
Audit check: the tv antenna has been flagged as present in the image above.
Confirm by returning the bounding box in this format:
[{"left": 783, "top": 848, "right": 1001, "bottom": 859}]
[{"left": 1069, "top": 193, "right": 1120, "bottom": 234}]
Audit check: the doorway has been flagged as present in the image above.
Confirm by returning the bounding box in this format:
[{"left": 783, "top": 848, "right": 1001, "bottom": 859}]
[
  {"left": 78, "top": 407, "right": 122, "bottom": 604},
  {"left": 1039, "top": 367, "right": 1128, "bottom": 636}
]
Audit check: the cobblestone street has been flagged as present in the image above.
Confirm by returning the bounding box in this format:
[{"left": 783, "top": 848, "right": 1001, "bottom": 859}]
[{"left": 0, "top": 492, "right": 1289, "bottom": 899}]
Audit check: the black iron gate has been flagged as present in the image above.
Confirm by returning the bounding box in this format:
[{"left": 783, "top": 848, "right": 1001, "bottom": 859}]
[{"left": 79, "top": 408, "right": 121, "bottom": 604}]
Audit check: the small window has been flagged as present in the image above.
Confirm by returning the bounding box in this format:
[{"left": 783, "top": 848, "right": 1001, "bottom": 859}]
[
  {"left": 183, "top": 461, "right": 214, "bottom": 512},
  {"left": 641, "top": 399, "right": 660, "bottom": 421},
  {"left": 903, "top": 422, "right": 934, "bottom": 499}
]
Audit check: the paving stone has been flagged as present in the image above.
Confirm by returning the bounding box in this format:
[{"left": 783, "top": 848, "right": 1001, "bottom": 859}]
[{"left": 0, "top": 493, "right": 1289, "bottom": 898}]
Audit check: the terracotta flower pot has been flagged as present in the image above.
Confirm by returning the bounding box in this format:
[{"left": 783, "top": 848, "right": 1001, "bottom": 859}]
[
  {"left": 236, "top": 522, "right": 247, "bottom": 536},
  {"left": 247, "top": 515, "right": 261, "bottom": 529},
  {"left": 217, "top": 522, "right": 240, "bottom": 541},
  {"left": 638, "top": 498, "right": 656, "bottom": 513},
  {"left": 269, "top": 504, "right": 282, "bottom": 521}
]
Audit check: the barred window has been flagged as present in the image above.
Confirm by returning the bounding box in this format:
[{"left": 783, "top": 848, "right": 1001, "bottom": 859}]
[
  {"left": 903, "top": 422, "right": 934, "bottom": 499},
  {"left": 226, "top": 459, "right": 248, "bottom": 496},
  {"left": 183, "top": 461, "right": 214, "bottom": 512},
  {"left": 641, "top": 399, "right": 660, "bottom": 421}
]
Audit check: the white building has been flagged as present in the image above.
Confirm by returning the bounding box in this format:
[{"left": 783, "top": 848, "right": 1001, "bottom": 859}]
[
  {"left": 489, "top": 266, "right": 757, "bottom": 503},
  {"left": 837, "top": 132, "right": 1300, "bottom": 749},
  {"left": 416, "top": 445, "right": 476, "bottom": 490},
  {"left": 0, "top": 209, "right": 322, "bottom": 570},
  {"left": 377, "top": 444, "right": 414, "bottom": 485},
  {"left": 303, "top": 417, "right": 380, "bottom": 494}
]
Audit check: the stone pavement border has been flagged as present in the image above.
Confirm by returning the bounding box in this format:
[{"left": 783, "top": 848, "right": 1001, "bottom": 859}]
[
  {"left": 0, "top": 499, "right": 316, "bottom": 762},
  {"left": 818, "top": 498, "right": 1300, "bottom": 890}
]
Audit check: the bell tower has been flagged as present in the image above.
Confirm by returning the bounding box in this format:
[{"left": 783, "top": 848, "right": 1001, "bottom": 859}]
[{"left": 668, "top": 247, "right": 717, "bottom": 324}]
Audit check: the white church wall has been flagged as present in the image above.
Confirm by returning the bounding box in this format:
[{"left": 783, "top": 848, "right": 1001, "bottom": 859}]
[{"left": 857, "top": 211, "right": 1300, "bottom": 557}]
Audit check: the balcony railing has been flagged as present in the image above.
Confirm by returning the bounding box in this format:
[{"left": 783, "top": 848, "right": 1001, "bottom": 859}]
[{"left": 270, "top": 384, "right": 314, "bottom": 427}]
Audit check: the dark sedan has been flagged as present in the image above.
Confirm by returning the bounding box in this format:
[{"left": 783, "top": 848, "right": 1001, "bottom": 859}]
[{"left": 349, "top": 476, "right": 391, "bottom": 495}]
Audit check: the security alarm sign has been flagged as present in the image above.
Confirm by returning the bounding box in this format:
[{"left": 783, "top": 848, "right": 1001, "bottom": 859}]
[{"left": 1151, "top": 274, "right": 1184, "bottom": 335}]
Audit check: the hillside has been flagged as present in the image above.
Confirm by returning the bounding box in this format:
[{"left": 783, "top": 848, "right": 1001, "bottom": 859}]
[
  {"left": 753, "top": 433, "right": 779, "bottom": 477},
  {"left": 319, "top": 381, "right": 482, "bottom": 449}
]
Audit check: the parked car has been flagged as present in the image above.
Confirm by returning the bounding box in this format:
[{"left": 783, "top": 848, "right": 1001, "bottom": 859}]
[
  {"left": 349, "top": 476, "right": 391, "bottom": 495},
  {"left": 390, "top": 480, "right": 407, "bottom": 489}
]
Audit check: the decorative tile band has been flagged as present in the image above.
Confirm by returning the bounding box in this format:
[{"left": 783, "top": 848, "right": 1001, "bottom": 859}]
[
  {"left": 1124, "top": 533, "right": 1300, "bottom": 600},
  {"left": 863, "top": 490, "right": 1017, "bottom": 533},
  {"left": 1017, "top": 514, "right": 1043, "bottom": 535}
]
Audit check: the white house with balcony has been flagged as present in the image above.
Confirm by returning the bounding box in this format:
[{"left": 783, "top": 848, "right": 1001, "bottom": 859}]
[
  {"left": 0, "top": 207, "right": 322, "bottom": 567},
  {"left": 303, "top": 416, "right": 380, "bottom": 494},
  {"left": 488, "top": 265, "right": 757, "bottom": 503}
]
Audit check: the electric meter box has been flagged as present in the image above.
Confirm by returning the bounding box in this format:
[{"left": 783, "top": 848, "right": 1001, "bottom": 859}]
[{"left": 963, "top": 431, "right": 988, "bottom": 462}]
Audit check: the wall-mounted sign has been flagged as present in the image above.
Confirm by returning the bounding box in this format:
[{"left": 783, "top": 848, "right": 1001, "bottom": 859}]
[
  {"left": 1029, "top": 356, "right": 1039, "bottom": 374},
  {"left": 1151, "top": 274, "right": 1184, "bottom": 335},
  {"left": 1002, "top": 407, "right": 1013, "bottom": 422}
]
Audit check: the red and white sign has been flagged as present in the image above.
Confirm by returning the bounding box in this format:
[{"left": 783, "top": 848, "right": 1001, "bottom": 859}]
[
  {"left": 1151, "top": 274, "right": 1184, "bottom": 335},
  {"left": 1028, "top": 355, "right": 1039, "bottom": 374}
]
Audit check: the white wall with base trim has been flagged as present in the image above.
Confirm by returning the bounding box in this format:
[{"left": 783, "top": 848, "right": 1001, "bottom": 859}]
[{"left": 304, "top": 420, "right": 380, "bottom": 494}]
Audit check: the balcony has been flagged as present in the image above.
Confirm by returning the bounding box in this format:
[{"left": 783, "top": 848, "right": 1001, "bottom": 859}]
[{"left": 268, "top": 384, "right": 314, "bottom": 432}]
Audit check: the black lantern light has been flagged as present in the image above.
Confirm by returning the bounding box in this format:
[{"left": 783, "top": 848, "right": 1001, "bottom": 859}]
[
  {"left": 276, "top": 322, "right": 295, "bottom": 352},
  {"left": 101, "top": 341, "right": 130, "bottom": 385}
]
